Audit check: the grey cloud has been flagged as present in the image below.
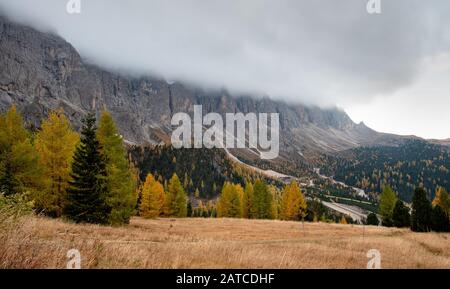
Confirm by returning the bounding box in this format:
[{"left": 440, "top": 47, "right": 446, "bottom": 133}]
[{"left": 0, "top": 0, "right": 450, "bottom": 106}]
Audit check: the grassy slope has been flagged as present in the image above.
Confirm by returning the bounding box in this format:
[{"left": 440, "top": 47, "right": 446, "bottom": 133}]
[{"left": 1, "top": 216, "right": 449, "bottom": 269}]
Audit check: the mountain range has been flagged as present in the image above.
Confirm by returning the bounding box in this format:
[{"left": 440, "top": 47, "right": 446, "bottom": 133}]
[{"left": 1, "top": 14, "right": 449, "bottom": 200}]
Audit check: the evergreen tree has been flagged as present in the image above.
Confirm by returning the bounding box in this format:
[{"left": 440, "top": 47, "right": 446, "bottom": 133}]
[
  {"left": 252, "top": 180, "right": 272, "bottom": 219},
  {"left": 280, "top": 181, "right": 307, "bottom": 221},
  {"left": 392, "top": 200, "right": 410, "bottom": 228},
  {"left": 97, "top": 111, "right": 137, "bottom": 224},
  {"left": 187, "top": 201, "right": 193, "bottom": 217},
  {"left": 411, "top": 187, "right": 432, "bottom": 232},
  {"left": 165, "top": 173, "right": 187, "bottom": 217},
  {"left": 139, "top": 173, "right": 165, "bottom": 218},
  {"left": 379, "top": 186, "right": 397, "bottom": 227},
  {"left": 0, "top": 106, "right": 43, "bottom": 196},
  {"left": 366, "top": 213, "right": 379, "bottom": 226},
  {"left": 35, "top": 110, "right": 79, "bottom": 217},
  {"left": 63, "top": 114, "right": 110, "bottom": 224}
]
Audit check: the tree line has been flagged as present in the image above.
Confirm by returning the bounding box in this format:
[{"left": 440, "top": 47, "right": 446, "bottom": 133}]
[
  {"left": 0, "top": 106, "right": 137, "bottom": 225},
  {"left": 367, "top": 185, "right": 450, "bottom": 232},
  {"left": 138, "top": 173, "right": 309, "bottom": 222}
]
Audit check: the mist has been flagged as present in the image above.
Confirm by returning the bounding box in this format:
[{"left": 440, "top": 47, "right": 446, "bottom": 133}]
[{"left": 1, "top": 0, "right": 450, "bottom": 138}]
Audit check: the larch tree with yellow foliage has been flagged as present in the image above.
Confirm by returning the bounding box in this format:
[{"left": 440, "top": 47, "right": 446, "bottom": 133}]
[
  {"left": 35, "top": 110, "right": 79, "bottom": 217},
  {"left": 433, "top": 187, "right": 449, "bottom": 217},
  {"left": 217, "top": 182, "right": 242, "bottom": 218},
  {"left": 280, "top": 181, "right": 307, "bottom": 221},
  {"left": 139, "top": 173, "right": 165, "bottom": 218},
  {"left": 340, "top": 216, "right": 348, "bottom": 224},
  {"left": 165, "top": 173, "right": 187, "bottom": 217},
  {"left": 0, "top": 106, "right": 42, "bottom": 196},
  {"left": 97, "top": 111, "right": 137, "bottom": 225}
]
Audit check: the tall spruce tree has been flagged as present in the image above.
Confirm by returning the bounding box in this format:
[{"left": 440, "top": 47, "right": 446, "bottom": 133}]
[
  {"left": 97, "top": 111, "right": 137, "bottom": 224},
  {"left": 411, "top": 187, "right": 432, "bottom": 232},
  {"left": 63, "top": 114, "right": 110, "bottom": 224}
]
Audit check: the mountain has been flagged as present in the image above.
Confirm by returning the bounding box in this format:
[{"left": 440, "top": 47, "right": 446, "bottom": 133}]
[{"left": 0, "top": 15, "right": 412, "bottom": 172}]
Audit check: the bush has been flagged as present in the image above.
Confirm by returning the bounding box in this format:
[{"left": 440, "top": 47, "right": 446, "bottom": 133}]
[{"left": 366, "top": 213, "right": 379, "bottom": 226}]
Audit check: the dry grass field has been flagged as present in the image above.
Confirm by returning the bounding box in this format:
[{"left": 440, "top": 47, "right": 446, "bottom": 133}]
[{"left": 1, "top": 216, "right": 449, "bottom": 269}]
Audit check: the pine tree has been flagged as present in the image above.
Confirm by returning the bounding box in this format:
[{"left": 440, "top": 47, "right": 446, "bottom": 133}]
[
  {"left": 411, "top": 187, "right": 432, "bottom": 232},
  {"left": 252, "top": 180, "right": 272, "bottom": 219},
  {"left": 165, "top": 173, "right": 187, "bottom": 217},
  {"left": 280, "top": 181, "right": 307, "bottom": 221},
  {"left": 63, "top": 114, "right": 110, "bottom": 224},
  {"left": 0, "top": 106, "right": 42, "bottom": 196},
  {"left": 35, "top": 110, "right": 79, "bottom": 217},
  {"left": 379, "top": 186, "right": 397, "bottom": 227},
  {"left": 139, "top": 173, "right": 165, "bottom": 218},
  {"left": 97, "top": 111, "right": 137, "bottom": 224},
  {"left": 392, "top": 200, "right": 410, "bottom": 228}
]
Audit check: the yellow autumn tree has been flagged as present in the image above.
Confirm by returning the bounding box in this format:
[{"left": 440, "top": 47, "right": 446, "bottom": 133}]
[
  {"left": 97, "top": 110, "right": 137, "bottom": 224},
  {"left": 140, "top": 173, "right": 165, "bottom": 218},
  {"left": 340, "top": 216, "right": 348, "bottom": 225},
  {"left": 433, "top": 187, "right": 450, "bottom": 218},
  {"left": 217, "top": 182, "right": 242, "bottom": 218},
  {"left": 35, "top": 109, "right": 79, "bottom": 217},
  {"left": 280, "top": 181, "right": 307, "bottom": 221},
  {"left": 0, "top": 105, "right": 43, "bottom": 196}
]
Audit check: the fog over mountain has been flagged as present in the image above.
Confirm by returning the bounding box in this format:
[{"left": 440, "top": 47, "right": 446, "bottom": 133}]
[{"left": 0, "top": 0, "right": 450, "bottom": 138}]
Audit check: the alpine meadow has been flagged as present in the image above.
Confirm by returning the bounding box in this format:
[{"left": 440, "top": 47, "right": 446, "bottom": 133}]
[{"left": 1, "top": 0, "right": 450, "bottom": 271}]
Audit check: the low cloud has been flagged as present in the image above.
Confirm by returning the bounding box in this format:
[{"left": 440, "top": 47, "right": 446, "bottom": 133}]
[{"left": 1, "top": 0, "right": 450, "bottom": 107}]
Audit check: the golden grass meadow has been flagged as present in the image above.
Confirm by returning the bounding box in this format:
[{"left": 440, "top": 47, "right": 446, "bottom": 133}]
[{"left": 1, "top": 215, "right": 449, "bottom": 269}]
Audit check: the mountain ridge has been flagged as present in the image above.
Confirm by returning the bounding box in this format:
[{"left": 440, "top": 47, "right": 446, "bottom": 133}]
[{"left": 0, "top": 15, "right": 420, "bottom": 169}]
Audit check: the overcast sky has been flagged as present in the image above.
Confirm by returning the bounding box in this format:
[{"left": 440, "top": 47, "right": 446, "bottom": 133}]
[{"left": 0, "top": 0, "right": 449, "bottom": 139}]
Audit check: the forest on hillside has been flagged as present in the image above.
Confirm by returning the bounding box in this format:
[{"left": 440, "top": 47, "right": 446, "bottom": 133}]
[
  {"left": 129, "top": 146, "right": 281, "bottom": 199},
  {"left": 320, "top": 140, "right": 450, "bottom": 202}
]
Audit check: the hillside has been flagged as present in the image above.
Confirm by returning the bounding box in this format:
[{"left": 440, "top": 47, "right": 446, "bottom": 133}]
[
  {"left": 2, "top": 216, "right": 449, "bottom": 269},
  {"left": 321, "top": 140, "right": 450, "bottom": 202}
]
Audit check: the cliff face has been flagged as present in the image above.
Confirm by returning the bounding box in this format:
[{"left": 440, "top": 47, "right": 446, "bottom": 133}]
[{"left": 0, "top": 15, "right": 402, "bottom": 165}]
